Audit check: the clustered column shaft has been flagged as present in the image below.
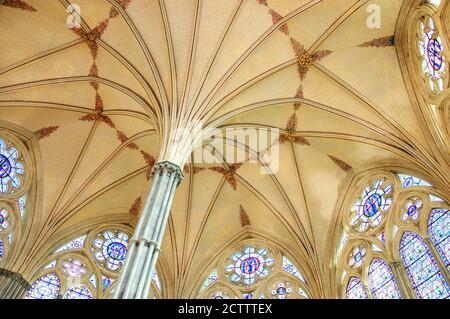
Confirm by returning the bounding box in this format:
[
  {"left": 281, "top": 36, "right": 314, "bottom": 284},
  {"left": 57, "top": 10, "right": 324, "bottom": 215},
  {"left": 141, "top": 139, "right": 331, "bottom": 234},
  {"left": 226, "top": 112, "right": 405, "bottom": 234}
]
[
  {"left": 113, "top": 161, "right": 183, "bottom": 299},
  {"left": 0, "top": 268, "right": 30, "bottom": 299}
]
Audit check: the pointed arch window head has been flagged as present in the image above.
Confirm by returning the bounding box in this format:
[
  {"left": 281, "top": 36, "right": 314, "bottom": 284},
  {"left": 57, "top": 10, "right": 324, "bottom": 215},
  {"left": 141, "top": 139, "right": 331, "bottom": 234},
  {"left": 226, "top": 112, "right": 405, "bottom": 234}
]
[
  {"left": 26, "top": 226, "right": 142, "bottom": 299},
  {"left": 428, "top": 209, "right": 450, "bottom": 271},
  {"left": 345, "top": 277, "right": 368, "bottom": 299},
  {"left": 399, "top": 232, "right": 450, "bottom": 299},
  {"left": 25, "top": 272, "right": 61, "bottom": 299},
  {"left": 199, "top": 243, "right": 310, "bottom": 299},
  {"left": 417, "top": 15, "right": 447, "bottom": 94},
  {"left": 350, "top": 177, "right": 393, "bottom": 233},
  {"left": 368, "top": 259, "right": 402, "bottom": 299}
]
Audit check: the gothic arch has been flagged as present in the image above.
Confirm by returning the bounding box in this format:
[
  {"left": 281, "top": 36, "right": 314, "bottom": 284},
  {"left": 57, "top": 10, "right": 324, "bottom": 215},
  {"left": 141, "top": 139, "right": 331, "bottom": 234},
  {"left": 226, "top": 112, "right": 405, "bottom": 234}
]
[{"left": 328, "top": 166, "right": 450, "bottom": 298}]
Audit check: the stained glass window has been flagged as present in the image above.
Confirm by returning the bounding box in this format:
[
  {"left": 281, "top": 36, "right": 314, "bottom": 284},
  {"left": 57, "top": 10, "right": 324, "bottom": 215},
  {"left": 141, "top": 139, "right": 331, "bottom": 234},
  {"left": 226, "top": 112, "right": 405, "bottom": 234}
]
[
  {"left": 399, "top": 232, "right": 450, "bottom": 299},
  {"left": 401, "top": 197, "right": 423, "bottom": 223},
  {"left": 282, "top": 256, "right": 305, "bottom": 282},
  {"left": 428, "top": 209, "right": 450, "bottom": 271},
  {"left": 18, "top": 195, "right": 26, "bottom": 219},
  {"left": 430, "top": 194, "right": 444, "bottom": 202},
  {"left": 54, "top": 235, "right": 86, "bottom": 253},
  {"left": 225, "top": 246, "right": 275, "bottom": 286},
  {"left": 152, "top": 271, "right": 162, "bottom": 292},
  {"left": 0, "top": 137, "right": 24, "bottom": 194},
  {"left": 61, "top": 258, "right": 88, "bottom": 278},
  {"left": 417, "top": 16, "right": 447, "bottom": 94},
  {"left": 345, "top": 276, "right": 368, "bottom": 299},
  {"left": 398, "top": 174, "right": 432, "bottom": 188},
  {"left": 92, "top": 230, "right": 129, "bottom": 272},
  {"left": 367, "top": 259, "right": 402, "bottom": 299},
  {"left": 0, "top": 207, "right": 11, "bottom": 231},
  {"left": 25, "top": 272, "right": 61, "bottom": 299},
  {"left": 348, "top": 245, "right": 366, "bottom": 269},
  {"left": 350, "top": 178, "right": 393, "bottom": 232},
  {"left": 270, "top": 281, "right": 292, "bottom": 299},
  {"left": 201, "top": 269, "right": 218, "bottom": 291},
  {"left": 102, "top": 275, "right": 114, "bottom": 292},
  {"left": 62, "top": 284, "right": 93, "bottom": 299}
]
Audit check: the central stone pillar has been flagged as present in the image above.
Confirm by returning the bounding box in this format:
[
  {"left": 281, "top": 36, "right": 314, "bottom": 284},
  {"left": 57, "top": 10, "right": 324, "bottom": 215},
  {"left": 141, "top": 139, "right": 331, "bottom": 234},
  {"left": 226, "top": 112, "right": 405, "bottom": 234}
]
[
  {"left": 114, "top": 161, "right": 183, "bottom": 299},
  {"left": 0, "top": 268, "right": 30, "bottom": 299}
]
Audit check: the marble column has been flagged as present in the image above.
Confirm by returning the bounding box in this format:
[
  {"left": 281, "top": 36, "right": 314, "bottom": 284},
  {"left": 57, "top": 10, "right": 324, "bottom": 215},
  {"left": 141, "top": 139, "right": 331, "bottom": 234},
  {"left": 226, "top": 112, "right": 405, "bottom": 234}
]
[
  {"left": 0, "top": 268, "right": 30, "bottom": 299},
  {"left": 114, "top": 161, "right": 183, "bottom": 299}
]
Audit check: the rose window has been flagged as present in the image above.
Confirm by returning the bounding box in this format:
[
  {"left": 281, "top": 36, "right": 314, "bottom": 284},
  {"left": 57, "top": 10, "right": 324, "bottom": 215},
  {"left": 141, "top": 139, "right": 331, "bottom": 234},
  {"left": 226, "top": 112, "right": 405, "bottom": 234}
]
[
  {"left": 92, "top": 230, "right": 129, "bottom": 272},
  {"left": 350, "top": 178, "right": 393, "bottom": 232},
  {"left": 0, "top": 138, "right": 25, "bottom": 194},
  {"left": 225, "top": 246, "right": 275, "bottom": 286}
]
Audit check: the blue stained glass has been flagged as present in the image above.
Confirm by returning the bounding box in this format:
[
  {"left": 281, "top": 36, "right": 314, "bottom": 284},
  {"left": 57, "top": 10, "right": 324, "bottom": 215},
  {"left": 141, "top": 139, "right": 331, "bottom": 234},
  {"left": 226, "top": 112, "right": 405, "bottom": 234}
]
[
  {"left": 368, "top": 259, "right": 402, "bottom": 299},
  {"left": 25, "top": 272, "right": 60, "bottom": 299},
  {"left": 398, "top": 174, "right": 432, "bottom": 188},
  {"left": 54, "top": 235, "right": 86, "bottom": 253},
  {"left": 0, "top": 239, "right": 3, "bottom": 258},
  {"left": 400, "top": 232, "right": 450, "bottom": 299},
  {"left": 350, "top": 179, "right": 392, "bottom": 232},
  {"left": 102, "top": 276, "right": 113, "bottom": 292},
  {"left": 62, "top": 284, "right": 93, "bottom": 299},
  {"left": 201, "top": 269, "right": 218, "bottom": 291},
  {"left": 225, "top": 246, "right": 274, "bottom": 286},
  {"left": 428, "top": 209, "right": 450, "bottom": 270},
  {"left": 0, "top": 138, "right": 23, "bottom": 194},
  {"left": 345, "top": 276, "right": 367, "bottom": 299},
  {"left": 282, "top": 256, "right": 305, "bottom": 282}
]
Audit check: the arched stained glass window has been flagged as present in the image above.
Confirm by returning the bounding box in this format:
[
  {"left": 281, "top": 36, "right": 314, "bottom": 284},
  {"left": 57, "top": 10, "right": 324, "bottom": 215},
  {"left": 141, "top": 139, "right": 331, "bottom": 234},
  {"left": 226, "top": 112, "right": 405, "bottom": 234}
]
[
  {"left": 62, "top": 284, "right": 93, "bottom": 299},
  {"left": 25, "top": 272, "right": 61, "bottom": 299},
  {"left": 367, "top": 259, "right": 402, "bottom": 299},
  {"left": 345, "top": 276, "right": 368, "bottom": 299},
  {"left": 417, "top": 15, "right": 447, "bottom": 94},
  {"left": 198, "top": 242, "right": 309, "bottom": 299},
  {"left": 399, "top": 232, "right": 450, "bottom": 299},
  {"left": 428, "top": 209, "right": 450, "bottom": 271}
]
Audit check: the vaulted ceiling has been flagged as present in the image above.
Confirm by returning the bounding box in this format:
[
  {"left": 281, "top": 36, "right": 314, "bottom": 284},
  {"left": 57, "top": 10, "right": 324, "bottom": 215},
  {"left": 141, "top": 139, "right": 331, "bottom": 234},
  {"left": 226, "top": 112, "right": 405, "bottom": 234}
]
[{"left": 0, "top": 0, "right": 443, "bottom": 297}]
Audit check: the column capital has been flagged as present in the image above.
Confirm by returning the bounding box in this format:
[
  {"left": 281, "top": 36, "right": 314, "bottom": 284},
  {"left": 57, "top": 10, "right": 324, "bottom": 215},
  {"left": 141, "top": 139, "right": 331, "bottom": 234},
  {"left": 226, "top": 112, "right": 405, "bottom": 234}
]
[{"left": 152, "top": 161, "right": 184, "bottom": 185}]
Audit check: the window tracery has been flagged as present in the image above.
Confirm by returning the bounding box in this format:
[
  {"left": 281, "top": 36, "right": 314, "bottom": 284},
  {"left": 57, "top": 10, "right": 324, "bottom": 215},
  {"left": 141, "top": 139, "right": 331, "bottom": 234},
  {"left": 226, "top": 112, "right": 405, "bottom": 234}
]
[
  {"left": 417, "top": 15, "right": 447, "bottom": 95},
  {"left": 0, "top": 133, "right": 32, "bottom": 266},
  {"left": 337, "top": 171, "right": 450, "bottom": 299},
  {"left": 197, "top": 242, "right": 310, "bottom": 299},
  {"left": 25, "top": 225, "right": 164, "bottom": 299}
]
